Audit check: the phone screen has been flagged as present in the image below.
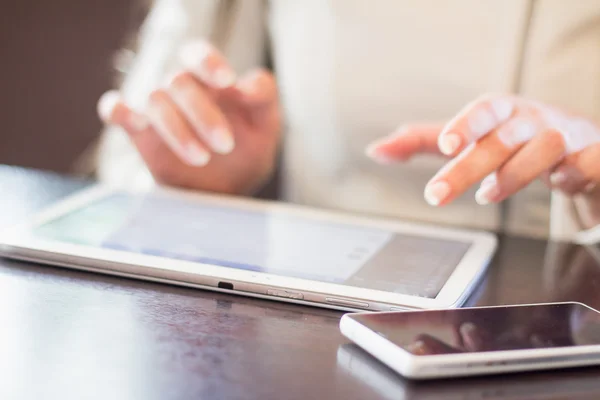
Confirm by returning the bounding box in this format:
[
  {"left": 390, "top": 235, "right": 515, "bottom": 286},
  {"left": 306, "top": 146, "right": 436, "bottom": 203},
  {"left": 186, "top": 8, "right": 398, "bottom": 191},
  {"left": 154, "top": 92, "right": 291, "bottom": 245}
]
[{"left": 351, "top": 303, "right": 600, "bottom": 355}]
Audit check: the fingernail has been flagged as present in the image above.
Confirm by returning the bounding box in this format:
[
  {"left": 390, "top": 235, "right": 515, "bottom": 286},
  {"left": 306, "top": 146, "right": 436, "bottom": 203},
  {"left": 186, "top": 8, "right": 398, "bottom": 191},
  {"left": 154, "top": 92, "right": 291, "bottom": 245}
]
[
  {"left": 162, "top": 71, "right": 178, "bottom": 88},
  {"left": 365, "top": 142, "right": 379, "bottom": 158},
  {"left": 438, "top": 132, "right": 462, "bottom": 155},
  {"left": 179, "top": 41, "right": 209, "bottom": 68},
  {"left": 129, "top": 113, "right": 149, "bottom": 131},
  {"left": 585, "top": 182, "right": 598, "bottom": 193},
  {"left": 424, "top": 181, "right": 451, "bottom": 206},
  {"left": 550, "top": 171, "right": 568, "bottom": 187},
  {"left": 530, "top": 334, "right": 545, "bottom": 348},
  {"left": 490, "top": 98, "right": 514, "bottom": 121},
  {"left": 475, "top": 182, "right": 500, "bottom": 205},
  {"left": 212, "top": 69, "right": 236, "bottom": 88},
  {"left": 98, "top": 90, "right": 120, "bottom": 122},
  {"left": 367, "top": 151, "right": 399, "bottom": 164},
  {"left": 365, "top": 142, "right": 404, "bottom": 164},
  {"left": 406, "top": 340, "right": 427, "bottom": 355},
  {"left": 238, "top": 74, "right": 258, "bottom": 95},
  {"left": 179, "top": 41, "right": 235, "bottom": 88},
  {"left": 468, "top": 109, "right": 497, "bottom": 136},
  {"left": 481, "top": 173, "right": 497, "bottom": 188},
  {"left": 146, "top": 103, "right": 209, "bottom": 166},
  {"left": 498, "top": 119, "right": 537, "bottom": 148},
  {"left": 186, "top": 143, "right": 211, "bottom": 166},
  {"left": 211, "top": 127, "right": 235, "bottom": 154},
  {"left": 460, "top": 322, "right": 477, "bottom": 336}
]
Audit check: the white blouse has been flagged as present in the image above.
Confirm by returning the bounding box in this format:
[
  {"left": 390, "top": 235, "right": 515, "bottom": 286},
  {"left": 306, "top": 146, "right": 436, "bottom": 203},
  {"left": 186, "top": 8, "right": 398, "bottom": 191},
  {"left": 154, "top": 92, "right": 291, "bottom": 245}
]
[{"left": 95, "top": 0, "right": 600, "bottom": 243}]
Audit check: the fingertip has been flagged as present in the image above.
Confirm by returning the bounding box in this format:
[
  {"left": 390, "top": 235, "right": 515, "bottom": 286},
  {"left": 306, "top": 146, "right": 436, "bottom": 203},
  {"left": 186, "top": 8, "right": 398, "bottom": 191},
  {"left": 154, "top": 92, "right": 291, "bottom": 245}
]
[
  {"left": 365, "top": 143, "right": 401, "bottom": 164},
  {"left": 438, "top": 132, "right": 463, "bottom": 156},
  {"left": 481, "top": 173, "right": 497, "bottom": 188},
  {"left": 179, "top": 40, "right": 210, "bottom": 69},
  {"left": 584, "top": 182, "right": 598, "bottom": 194},
  {"left": 100, "top": 91, "right": 149, "bottom": 133},
  {"left": 212, "top": 69, "right": 236, "bottom": 89},
  {"left": 97, "top": 90, "right": 121, "bottom": 123},
  {"left": 210, "top": 127, "right": 235, "bottom": 155},
  {"left": 550, "top": 170, "right": 569, "bottom": 187},
  {"left": 459, "top": 322, "right": 477, "bottom": 337},
  {"left": 424, "top": 181, "right": 451, "bottom": 207},
  {"left": 185, "top": 142, "right": 211, "bottom": 167},
  {"left": 489, "top": 97, "right": 515, "bottom": 121},
  {"left": 179, "top": 40, "right": 236, "bottom": 89},
  {"left": 365, "top": 142, "right": 380, "bottom": 158},
  {"left": 548, "top": 165, "right": 590, "bottom": 195},
  {"left": 475, "top": 182, "right": 500, "bottom": 206},
  {"left": 365, "top": 131, "right": 413, "bottom": 163},
  {"left": 235, "top": 69, "right": 277, "bottom": 105},
  {"left": 365, "top": 125, "right": 440, "bottom": 163}
]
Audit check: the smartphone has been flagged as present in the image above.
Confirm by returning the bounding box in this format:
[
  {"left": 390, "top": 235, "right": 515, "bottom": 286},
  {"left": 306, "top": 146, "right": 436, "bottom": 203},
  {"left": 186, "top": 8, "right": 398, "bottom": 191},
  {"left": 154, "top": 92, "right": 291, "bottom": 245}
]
[
  {"left": 337, "top": 344, "right": 600, "bottom": 399},
  {"left": 339, "top": 302, "right": 600, "bottom": 379}
]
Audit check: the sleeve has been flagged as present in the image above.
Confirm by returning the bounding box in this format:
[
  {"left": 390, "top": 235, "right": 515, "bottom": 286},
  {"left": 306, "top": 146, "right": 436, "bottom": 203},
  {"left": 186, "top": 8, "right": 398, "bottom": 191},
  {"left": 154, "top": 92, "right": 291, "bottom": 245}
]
[
  {"left": 550, "top": 192, "right": 600, "bottom": 245},
  {"left": 90, "top": 0, "right": 268, "bottom": 188}
]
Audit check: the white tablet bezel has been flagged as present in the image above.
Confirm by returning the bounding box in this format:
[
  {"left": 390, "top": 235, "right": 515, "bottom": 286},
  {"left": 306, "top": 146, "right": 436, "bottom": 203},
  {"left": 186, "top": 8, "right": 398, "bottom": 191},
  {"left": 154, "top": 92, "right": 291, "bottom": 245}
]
[
  {"left": 0, "top": 184, "right": 497, "bottom": 311},
  {"left": 340, "top": 302, "right": 600, "bottom": 379}
]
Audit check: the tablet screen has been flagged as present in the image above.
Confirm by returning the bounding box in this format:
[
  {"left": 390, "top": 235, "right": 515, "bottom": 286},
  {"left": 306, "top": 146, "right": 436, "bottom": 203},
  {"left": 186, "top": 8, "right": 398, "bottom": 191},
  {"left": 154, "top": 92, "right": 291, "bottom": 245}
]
[{"left": 31, "top": 192, "right": 471, "bottom": 298}]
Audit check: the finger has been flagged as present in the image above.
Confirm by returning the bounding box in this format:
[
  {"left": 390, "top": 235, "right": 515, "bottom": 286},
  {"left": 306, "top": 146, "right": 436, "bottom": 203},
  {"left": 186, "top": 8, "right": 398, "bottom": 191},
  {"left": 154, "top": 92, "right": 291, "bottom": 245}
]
[
  {"left": 168, "top": 71, "right": 234, "bottom": 154},
  {"left": 365, "top": 124, "right": 444, "bottom": 163},
  {"left": 425, "top": 115, "right": 545, "bottom": 206},
  {"left": 437, "top": 95, "right": 515, "bottom": 156},
  {"left": 406, "top": 334, "right": 462, "bottom": 355},
  {"left": 475, "top": 129, "right": 565, "bottom": 204},
  {"left": 229, "top": 69, "right": 282, "bottom": 136},
  {"left": 98, "top": 90, "right": 150, "bottom": 133},
  {"left": 481, "top": 172, "right": 497, "bottom": 188},
  {"left": 459, "top": 322, "right": 490, "bottom": 352},
  {"left": 145, "top": 89, "right": 211, "bottom": 166},
  {"left": 423, "top": 122, "right": 525, "bottom": 206},
  {"left": 548, "top": 162, "right": 591, "bottom": 196},
  {"left": 585, "top": 182, "right": 600, "bottom": 194},
  {"left": 179, "top": 40, "right": 236, "bottom": 89},
  {"left": 530, "top": 334, "right": 556, "bottom": 348},
  {"left": 98, "top": 91, "right": 190, "bottom": 176},
  {"left": 573, "top": 143, "right": 600, "bottom": 182}
]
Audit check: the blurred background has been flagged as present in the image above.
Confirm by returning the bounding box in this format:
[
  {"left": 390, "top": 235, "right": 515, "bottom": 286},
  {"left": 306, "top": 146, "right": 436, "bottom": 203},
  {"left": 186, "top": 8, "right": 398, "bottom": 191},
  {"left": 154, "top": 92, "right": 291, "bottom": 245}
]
[{"left": 0, "top": 1, "right": 144, "bottom": 174}]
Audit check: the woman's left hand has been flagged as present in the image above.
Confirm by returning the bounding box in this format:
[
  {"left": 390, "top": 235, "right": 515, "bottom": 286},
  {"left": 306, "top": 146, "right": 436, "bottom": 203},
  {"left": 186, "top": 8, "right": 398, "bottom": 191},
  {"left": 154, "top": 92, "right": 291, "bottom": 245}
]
[{"left": 367, "top": 94, "right": 600, "bottom": 208}]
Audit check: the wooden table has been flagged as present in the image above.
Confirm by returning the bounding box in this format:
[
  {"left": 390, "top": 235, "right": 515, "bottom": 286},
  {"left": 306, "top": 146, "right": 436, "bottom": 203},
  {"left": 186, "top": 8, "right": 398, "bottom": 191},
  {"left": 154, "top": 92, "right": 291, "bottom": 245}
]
[{"left": 2, "top": 165, "right": 600, "bottom": 400}]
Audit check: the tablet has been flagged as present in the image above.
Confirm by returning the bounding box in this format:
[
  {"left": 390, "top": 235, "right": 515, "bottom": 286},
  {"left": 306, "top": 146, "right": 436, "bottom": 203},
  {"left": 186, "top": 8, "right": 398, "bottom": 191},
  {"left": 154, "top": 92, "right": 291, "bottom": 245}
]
[{"left": 0, "top": 185, "right": 497, "bottom": 311}]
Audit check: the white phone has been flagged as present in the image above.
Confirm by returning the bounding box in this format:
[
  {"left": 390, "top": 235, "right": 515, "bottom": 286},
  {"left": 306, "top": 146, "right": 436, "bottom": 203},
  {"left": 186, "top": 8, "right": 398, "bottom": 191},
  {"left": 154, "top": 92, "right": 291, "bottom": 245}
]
[
  {"left": 336, "top": 344, "right": 600, "bottom": 399},
  {"left": 0, "top": 184, "right": 496, "bottom": 312},
  {"left": 340, "top": 302, "right": 600, "bottom": 379}
]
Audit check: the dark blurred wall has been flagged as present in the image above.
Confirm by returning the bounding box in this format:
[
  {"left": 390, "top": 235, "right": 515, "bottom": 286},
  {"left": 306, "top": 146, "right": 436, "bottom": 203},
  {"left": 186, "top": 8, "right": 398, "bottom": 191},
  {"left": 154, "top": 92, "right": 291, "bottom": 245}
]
[{"left": 0, "top": 0, "right": 141, "bottom": 173}]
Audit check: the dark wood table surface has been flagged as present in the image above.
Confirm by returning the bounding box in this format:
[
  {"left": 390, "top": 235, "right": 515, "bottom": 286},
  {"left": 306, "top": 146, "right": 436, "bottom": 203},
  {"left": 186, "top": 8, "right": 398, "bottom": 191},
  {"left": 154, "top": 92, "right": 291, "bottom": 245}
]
[{"left": 2, "top": 165, "right": 600, "bottom": 400}]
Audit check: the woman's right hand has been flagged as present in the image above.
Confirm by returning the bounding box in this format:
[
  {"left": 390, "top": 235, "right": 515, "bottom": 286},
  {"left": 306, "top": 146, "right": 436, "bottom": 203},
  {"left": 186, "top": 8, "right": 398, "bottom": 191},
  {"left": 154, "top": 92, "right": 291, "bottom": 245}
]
[{"left": 97, "top": 40, "right": 281, "bottom": 195}]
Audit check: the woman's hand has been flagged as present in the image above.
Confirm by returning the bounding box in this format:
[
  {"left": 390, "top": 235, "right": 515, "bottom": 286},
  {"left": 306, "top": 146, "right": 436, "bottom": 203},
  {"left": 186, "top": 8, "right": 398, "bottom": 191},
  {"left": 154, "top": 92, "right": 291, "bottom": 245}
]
[
  {"left": 367, "top": 95, "right": 600, "bottom": 217},
  {"left": 98, "top": 40, "right": 281, "bottom": 195}
]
